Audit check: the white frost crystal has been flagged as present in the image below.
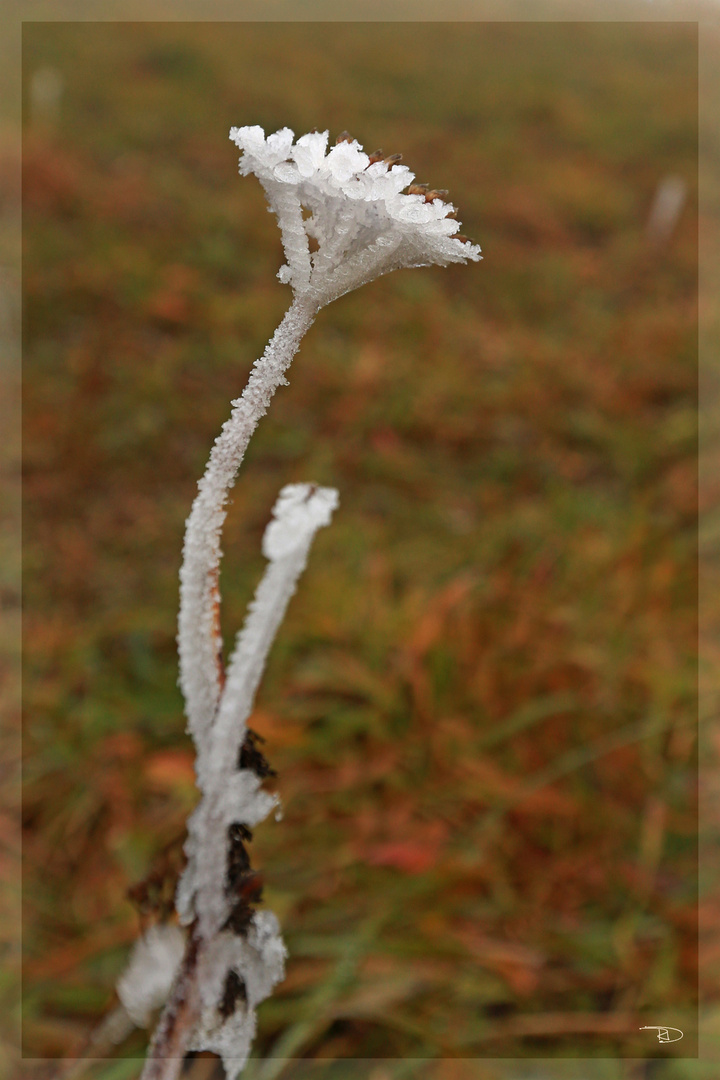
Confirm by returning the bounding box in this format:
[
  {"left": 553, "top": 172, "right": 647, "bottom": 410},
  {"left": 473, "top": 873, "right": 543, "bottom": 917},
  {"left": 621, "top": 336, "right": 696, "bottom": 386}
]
[{"left": 117, "top": 924, "right": 186, "bottom": 1027}]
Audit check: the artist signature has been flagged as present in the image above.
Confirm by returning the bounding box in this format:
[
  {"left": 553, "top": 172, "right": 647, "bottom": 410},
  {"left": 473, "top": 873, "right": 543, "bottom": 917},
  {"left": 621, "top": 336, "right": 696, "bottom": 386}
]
[{"left": 639, "top": 1026, "right": 684, "bottom": 1043}]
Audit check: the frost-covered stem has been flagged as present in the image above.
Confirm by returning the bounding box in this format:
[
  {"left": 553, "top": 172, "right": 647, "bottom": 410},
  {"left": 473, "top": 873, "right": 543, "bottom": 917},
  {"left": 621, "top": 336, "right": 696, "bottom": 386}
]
[
  {"left": 139, "top": 929, "right": 203, "bottom": 1080},
  {"left": 192, "top": 518, "right": 335, "bottom": 941},
  {"left": 199, "top": 534, "right": 326, "bottom": 790},
  {"left": 178, "top": 295, "right": 317, "bottom": 746}
]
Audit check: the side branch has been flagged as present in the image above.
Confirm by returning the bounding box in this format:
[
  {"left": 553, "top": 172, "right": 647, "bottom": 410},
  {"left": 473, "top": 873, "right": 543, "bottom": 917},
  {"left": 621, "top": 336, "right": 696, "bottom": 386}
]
[{"left": 183, "top": 485, "right": 339, "bottom": 942}]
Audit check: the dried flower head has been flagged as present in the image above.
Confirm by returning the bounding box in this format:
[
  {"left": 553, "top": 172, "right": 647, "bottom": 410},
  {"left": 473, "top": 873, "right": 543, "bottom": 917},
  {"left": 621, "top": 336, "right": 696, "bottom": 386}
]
[{"left": 229, "top": 126, "right": 481, "bottom": 305}]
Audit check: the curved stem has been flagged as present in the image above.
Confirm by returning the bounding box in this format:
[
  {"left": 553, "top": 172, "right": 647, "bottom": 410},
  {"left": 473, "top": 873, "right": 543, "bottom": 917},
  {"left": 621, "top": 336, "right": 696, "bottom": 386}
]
[{"left": 178, "top": 295, "right": 317, "bottom": 746}]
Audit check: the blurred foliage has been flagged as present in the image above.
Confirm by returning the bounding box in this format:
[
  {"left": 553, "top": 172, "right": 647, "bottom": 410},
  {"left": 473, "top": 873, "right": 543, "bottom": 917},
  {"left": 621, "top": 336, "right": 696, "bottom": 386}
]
[{"left": 21, "top": 20, "right": 699, "bottom": 1078}]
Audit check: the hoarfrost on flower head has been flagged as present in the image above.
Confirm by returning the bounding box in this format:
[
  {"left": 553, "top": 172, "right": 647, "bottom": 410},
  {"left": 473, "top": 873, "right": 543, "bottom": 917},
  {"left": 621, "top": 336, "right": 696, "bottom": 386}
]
[
  {"left": 229, "top": 125, "right": 481, "bottom": 303},
  {"left": 291, "top": 130, "right": 329, "bottom": 178}
]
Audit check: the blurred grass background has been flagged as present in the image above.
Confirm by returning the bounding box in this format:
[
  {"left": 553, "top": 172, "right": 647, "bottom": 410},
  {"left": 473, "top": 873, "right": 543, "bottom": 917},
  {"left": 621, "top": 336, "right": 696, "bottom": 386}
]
[{"left": 21, "top": 20, "right": 699, "bottom": 1078}]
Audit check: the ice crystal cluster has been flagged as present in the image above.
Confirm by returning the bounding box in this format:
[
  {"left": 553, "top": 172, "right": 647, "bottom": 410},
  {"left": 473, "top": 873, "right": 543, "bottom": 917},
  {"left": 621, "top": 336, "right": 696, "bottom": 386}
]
[
  {"left": 114, "top": 127, "right": 480, "bottom": 1080},
  {"left": 229, "top": 125, "right": 481, "bottom": 304}
]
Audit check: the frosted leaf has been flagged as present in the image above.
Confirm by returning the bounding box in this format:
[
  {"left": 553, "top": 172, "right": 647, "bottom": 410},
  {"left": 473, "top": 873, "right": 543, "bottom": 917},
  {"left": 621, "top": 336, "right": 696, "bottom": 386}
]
[{"left": 116, "top": 925, "right": 186, "bottom": 1027}]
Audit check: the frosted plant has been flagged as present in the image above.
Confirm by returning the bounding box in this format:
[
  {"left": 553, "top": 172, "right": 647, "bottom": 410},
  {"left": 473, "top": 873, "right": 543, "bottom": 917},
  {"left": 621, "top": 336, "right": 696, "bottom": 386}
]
[{"left": 113, "top": 127, "right": 480, "bottom": 1080}]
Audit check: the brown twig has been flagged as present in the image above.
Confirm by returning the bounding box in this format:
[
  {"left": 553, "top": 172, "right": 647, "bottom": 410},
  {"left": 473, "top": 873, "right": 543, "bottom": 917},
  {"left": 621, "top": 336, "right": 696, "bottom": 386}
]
[
  {"left": 209, "top": 566, "right": 225, "bottom": 692},
  {"left": 140, "top": 926, "right": 203, "bottom": 1080}
]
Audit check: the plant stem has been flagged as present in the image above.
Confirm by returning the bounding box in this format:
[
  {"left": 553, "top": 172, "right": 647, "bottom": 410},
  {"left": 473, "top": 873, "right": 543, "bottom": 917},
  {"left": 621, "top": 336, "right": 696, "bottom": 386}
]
[
  {"left": 178, "top": 295, "right": 317, "bottom": 748},
  {"left": 139, "top": 928, "right": 203, "bottom": 1080}
]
